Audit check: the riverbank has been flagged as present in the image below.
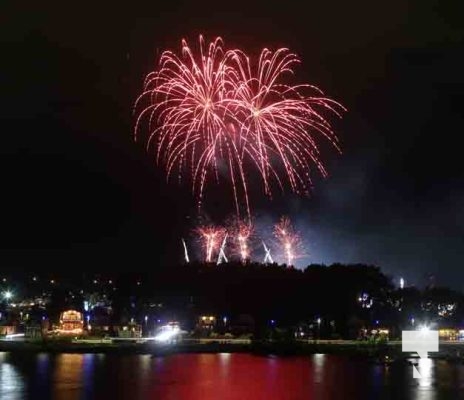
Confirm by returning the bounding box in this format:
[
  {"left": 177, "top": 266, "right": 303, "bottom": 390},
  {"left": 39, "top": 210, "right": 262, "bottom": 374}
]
[
  {"left": 2, "top": 339, "right": 464, "bottom": 361},
  {"left": 0, "top": 339, "right": 249, "bottom": 355}
]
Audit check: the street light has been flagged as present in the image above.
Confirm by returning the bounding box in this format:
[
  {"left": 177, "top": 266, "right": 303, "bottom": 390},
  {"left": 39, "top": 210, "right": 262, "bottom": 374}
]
[{"left": 3, "top": 291, "right": 12, "bottom": 301}]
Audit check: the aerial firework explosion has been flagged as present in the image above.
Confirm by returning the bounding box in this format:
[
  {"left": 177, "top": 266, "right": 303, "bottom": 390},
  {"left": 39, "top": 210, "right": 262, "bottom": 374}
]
[
  {"left": 135, "top": 36, "right": 345, "bottom": 218},
  {"left": 231, "top": 220, "right": 253, "bottom": 262},
  {"left": 196, "top": 225, "right": 226, "bottom": 263},
  {"left": 274, "top": 217, "right": 301, "bottom": 266},
  {"left": 192, "top": 217, "right": 301, "bottom": 266}
]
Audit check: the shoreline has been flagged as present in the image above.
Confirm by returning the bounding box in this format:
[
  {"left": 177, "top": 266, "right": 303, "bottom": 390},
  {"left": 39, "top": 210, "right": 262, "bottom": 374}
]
[
  {"left": 0, "top": 341, "right": 446, "bottom": 359},
  {"left": 1, "top": 340, "right": 463, "bottom": 362}
]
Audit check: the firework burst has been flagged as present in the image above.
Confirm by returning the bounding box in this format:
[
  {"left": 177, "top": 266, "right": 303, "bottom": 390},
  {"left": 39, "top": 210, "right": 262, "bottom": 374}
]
[
  {"left": 274, "top": 217, "right": 301, "bottom": 266},
  {"left": 229, "top": 48, "right": 344, "bottom": 197},
  {"left": 196, "top": 225, "right": 226, "bottom": 263},
  {"left": 231, "top": 220, "right": 253, "bottom": 262},
  {"left": 135, "top": 36, "right": 345, "bottom": 218}
]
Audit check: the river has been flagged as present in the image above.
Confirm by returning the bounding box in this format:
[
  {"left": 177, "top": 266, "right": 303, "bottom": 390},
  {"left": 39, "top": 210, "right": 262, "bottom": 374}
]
[{"left": 0, "top": 352, "right": 463, "bottom": 399}]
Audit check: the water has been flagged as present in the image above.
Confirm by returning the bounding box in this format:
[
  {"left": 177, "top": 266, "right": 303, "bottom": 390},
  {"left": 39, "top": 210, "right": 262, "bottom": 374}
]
[{"left": 1, "top": 352, "right": 464, "bottom": 399}]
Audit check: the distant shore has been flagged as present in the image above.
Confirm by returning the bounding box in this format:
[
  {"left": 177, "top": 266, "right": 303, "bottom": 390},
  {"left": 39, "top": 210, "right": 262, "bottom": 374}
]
[
  {"left": 1, "top": 339, "right": 463, "bottom": 362},
  {"left": 0, "top": 339, "right": 250, "bottom": 355}
]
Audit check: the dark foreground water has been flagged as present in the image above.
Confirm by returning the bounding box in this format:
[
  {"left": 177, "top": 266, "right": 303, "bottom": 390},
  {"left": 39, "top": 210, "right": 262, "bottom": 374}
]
[{"left": 1, "top": 352, "right": 464, "bottom": 400}]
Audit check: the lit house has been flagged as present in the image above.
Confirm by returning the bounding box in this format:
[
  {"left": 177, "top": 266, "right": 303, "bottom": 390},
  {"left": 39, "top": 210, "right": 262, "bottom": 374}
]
[
  {"left": 439, "top": 328, "right": 464, "bottom": 341},
  {"left": 197, "top": 315, "right": 216, "bottom": 330},
  {"left": 58, "top": 310, "right": 84, "bottom": 335},
  {"left": 114, "top": 323, "right": 142, "bottom": 338}
]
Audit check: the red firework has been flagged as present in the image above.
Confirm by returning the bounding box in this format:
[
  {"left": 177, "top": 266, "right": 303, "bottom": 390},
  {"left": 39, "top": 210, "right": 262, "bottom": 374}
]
[
  {"left": 229, "top": 219, "right": 253, "bottom": 262},
  {"left": 196, "top": 225, "right": 226, "bottom": 263},
  {"left": 229, "top": 48, "right": 344, "bottom": 197},
  {"left": 135, "top": 36, "right": 345, "bottom": 217},
  {"left": 274, "top": 217, "right": 301, "bottom": 266}
]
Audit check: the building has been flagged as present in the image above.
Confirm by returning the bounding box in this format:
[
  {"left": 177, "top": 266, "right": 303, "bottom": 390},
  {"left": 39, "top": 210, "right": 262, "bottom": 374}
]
[
  {"left": 58, "top": 310, "right": 84, "bottom": 335},
  {"left": 439, "top": 328, "right": 464, "bottom": 341},
  {"left": 358, "top": 327, "right": 390, "bottom": 341},
  {"left": 0, "top": 325, "right": 16, "bottom": 336},
  {"left": 25, "top": 326, "right": 42, "bottom": 339},
  {"left": 197, "top": 315, "right": 216, "bottom": 329},
  {"left": 114, "top": 324, "right": 142, "bottom": 338}
]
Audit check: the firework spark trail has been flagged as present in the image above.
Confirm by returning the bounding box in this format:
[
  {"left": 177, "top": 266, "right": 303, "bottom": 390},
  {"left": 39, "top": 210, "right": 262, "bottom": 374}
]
[
  {"left": 228, "top": 48, "right": 345, "bottom": 199},
  {"left": 217, "top": 233, "right": 229, "bottom": 264},
  {"left": 181, "top": 238, "right": 190, "bottom": 263},
  {"left": 134, "top": 36, "right": 250, "bottom": 216},
  {"left": 197, "top": 226, "right": 225, "bottom": 263},
  {"left": 229, "top": 219, "right": 253, "bottom": 262},
  {"left": 262, "top": 241, "right": 274, "bottom": 264},
  {"left": 274, "top": 217, "right": 301, "bottom": 266},
  {"left": 237, "top": 231, "right": 250, "bottom": 262},
  {"left": 135, "top": 36, "right": 345, "bottom": 218}
]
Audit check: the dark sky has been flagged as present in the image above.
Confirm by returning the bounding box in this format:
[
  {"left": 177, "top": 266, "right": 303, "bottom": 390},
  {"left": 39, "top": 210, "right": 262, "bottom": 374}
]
[{"left": 2, "top": 1, "right": 464, "bottom": 288}]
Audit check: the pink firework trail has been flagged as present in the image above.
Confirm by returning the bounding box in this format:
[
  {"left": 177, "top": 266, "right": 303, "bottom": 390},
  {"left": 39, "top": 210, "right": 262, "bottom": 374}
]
[
  {"left": 197, "top": 226, "right": 225, "bottom": 263},
  {"left": 135, "top": 36, "right": 345, "bottom": 218},
  {"left": 274, "top": 217, "right": 301, "bottom": 266},
  {"left": 233, "top": 220, "right": 253, "bottom": 262},
  {"left": 229, "top": 49, "right": 344, "bottom": 197}
]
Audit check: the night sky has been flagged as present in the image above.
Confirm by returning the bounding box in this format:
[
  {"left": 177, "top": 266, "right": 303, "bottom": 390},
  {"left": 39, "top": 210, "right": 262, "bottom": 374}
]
[{"left": 2, "top": 1, "right": 464, "bottom": 288}]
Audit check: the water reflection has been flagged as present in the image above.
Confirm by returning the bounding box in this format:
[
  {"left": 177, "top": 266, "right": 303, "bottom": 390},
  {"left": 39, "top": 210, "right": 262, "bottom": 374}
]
[
  {"left": 410, "top": 358, "right": 435, "bottom": 400},
  {"left": 36, "top": 353, "right": 50, "bottom": 375},
  {"left": 313, "top": 353, "right": 325, "bottom": 383},
  {"left": 139, "top": 354, "right": 152, "bottom": 377},
  {"left": 52, "top": 354, "right": 84, "bottom": 400},
  {"left": 82, "top": 354, "right": 96, "bottom": 399},
  {"left": 417, "top": 358, "right": 433, "bottom": 386},
  {"left": 0, "top": 352, "right": 463, "bottom": 399},
  {"left": 0, "top": 353, "right": 25, "bottom": 400}
]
